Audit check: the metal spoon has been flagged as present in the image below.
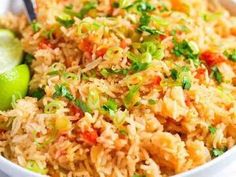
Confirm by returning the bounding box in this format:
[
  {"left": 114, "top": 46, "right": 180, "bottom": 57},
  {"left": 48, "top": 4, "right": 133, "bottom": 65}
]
[{"left": 22, "top": 0, "right": 36, "bottom": 21}]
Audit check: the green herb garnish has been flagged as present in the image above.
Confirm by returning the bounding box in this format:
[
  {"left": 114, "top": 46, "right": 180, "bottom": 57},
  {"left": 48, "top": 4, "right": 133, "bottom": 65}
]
[
  {"left": 74, "top": 99, "right": 92, "bottom": 113},
  {"left": 148, "top": 99, "right": 156, "bottom": 105},
  {"left": 102, "top": 98, "right": 118, "bottom": 115},
  {"left": 124, "top": 85, "right": 140, "bottom": 108},
  {"left": 224, "top": 49, "right": 236, "bottom": 62},
  {"left": 56, "top": 15, "right": 75, "bottom": 28},
  {"left": 211, "top": 67, "right": 223, "bottom": 84},
  {"left": 209, "top": 125, "right": 217, "bottom": 134},
  {"left": 53, "top": 85, "right": 74, "bottom": 101},
  {"left": 182, "top": 77, "right": 191, "bottom": 90},
  {"left": 31, "top": 21, "right": 41, "bottom": 33},
  {"left": 211, "top": 148, "right": 227, "bottom": 158},
  {"left": 31, "top": 88, "right": 45, "bottom": 100}
]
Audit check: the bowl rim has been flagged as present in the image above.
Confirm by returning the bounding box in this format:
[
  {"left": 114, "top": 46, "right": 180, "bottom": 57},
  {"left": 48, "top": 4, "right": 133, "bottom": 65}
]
[{"left": 0, "top": 146, "right": 236, "bottom": 177}]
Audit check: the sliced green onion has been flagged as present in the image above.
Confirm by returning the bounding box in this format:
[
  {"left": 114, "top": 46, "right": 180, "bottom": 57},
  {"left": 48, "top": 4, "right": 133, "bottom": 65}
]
[
  {"left": 87, "top": 89, "right": 100, "bottom": 110},
  {"left": 44, "top": 101, "right": 63, "bottom": 114},
  {"left": 123, "top": 85, "right": 140, "bottom": 108},
  {"left": 26, "top": 160, "right": 48, "bottom": 175}
]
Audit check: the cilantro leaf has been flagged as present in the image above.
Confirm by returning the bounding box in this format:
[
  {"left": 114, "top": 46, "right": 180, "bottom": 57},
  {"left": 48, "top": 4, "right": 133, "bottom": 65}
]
[
  {"left": 209, "top": 125, "right": 217, "bottom": 134},
  {"left": 137, "top": 2, "right": 155, "bottom": 13},
  {"left": 170, "top": 69, "right": 178, "bottom": 80},
  {"left": 31, "top": 88, "right": 45, "bottom": 100},
  {"left": 173, "top": 39, "right": 199, "bottom": 64},
  {"left": 74, "top": 99, "right": 92, "bottom": 113},
  {"left": 224, "top": 49, "right": 236, "bottom": 62},
  {"left": 211, "top": 67, "right": 223, "bottom": 84},
  {"left": 211, "top": 148, "right": 227, "bottom": 158},
  {"left": 56, "top": 16, "right": 75, "bottom": 28},
  {"left": 130, "top": 61, "right": 149, "bottom": 72},
  {"left": 53, "top": 85, "right": 74, "bottom": 101},
  {"left": 148, "top": 99, "right": 156, "bottom": 105},
  {"left": 31, "top": 21, "right": 41, "bottom": 33},
  {"left": 102, "top": 99, "right": 118, "bottom": 115}
]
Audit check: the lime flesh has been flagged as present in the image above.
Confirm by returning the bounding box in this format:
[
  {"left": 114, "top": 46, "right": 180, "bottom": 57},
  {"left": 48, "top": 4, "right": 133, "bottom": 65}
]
[
  {"left": 0, "top": 29, "right": 23, "bottom": 74},
  {"left": 0, "top": 64, "right": 30, "bottom": 110}
]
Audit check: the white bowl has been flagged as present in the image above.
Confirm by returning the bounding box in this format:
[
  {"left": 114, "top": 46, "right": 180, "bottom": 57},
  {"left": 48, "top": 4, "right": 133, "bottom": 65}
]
[{"left": 0, "top": 1, "right": 236, "bottom": 177}]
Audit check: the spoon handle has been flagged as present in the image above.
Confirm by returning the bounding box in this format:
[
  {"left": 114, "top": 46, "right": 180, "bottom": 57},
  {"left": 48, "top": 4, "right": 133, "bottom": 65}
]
[{"left": 22, "top": 0, "right": 36, "bottom": 21}]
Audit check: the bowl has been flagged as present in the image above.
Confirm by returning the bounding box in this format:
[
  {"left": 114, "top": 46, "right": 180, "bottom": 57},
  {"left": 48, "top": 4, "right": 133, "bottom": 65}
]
[{"left": 0, "top": 1, "right": 236, "bottom": 177}]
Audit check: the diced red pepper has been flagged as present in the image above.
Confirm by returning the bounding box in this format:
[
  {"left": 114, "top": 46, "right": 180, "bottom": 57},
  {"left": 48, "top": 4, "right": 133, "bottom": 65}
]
[
  {"left": 96, "top": 47, "right": 108, "bottom": 57},
  {"left": 185, "top": 94, "right": 191, "bottom": 107},
  {"left": 38, "top": 38, "right": 53, "bottom": 49},
  {"left": 69, "top": 103, "right": 84, "bottom": 119},
  {"left": 152, "top": 76, "right": 162, "bottom": 86},
  {"left": 120, "top": 39, "right": 128, "bottom": 49},
  {"left": 159, "top": 34, "right": 167, "bottom": 41},
  {"left": 81, "top": 129, "right": 98, "bottom": 145},
  {"left": 79, "top": 37, "right": 94, "bottom": 54},
  {"left": 200, "top": 51, "right": 225, "bottom": 67},
  {"left": 195, "top": 68, "right": 206, "bottom": 80}
]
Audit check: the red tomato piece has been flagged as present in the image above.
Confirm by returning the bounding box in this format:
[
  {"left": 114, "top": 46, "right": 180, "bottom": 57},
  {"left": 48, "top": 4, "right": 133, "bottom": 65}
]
[
  {"left": 195, "top": 68, "right": 206, "bottom": 80},
  {"left": 200, "top": 51, "right": 225, "bottom": 67},
  {"left": 81, "top": 129, "right": 98, "bottom": 145},
  {"left": 38, "top": 38, "right": 53, "bottom": 49},
  {"left": 96, "top": 48, "right": 108, "bottom": 57},
  {"left": 79, "top": 37, "right": 94, "bottom": 54}
]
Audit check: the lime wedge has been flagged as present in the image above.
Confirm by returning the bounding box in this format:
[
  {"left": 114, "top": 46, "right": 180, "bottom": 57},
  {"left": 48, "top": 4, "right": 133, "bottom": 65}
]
[
  {"left": 0, "top": 29, "right": 23, "bottom": 74},
  {"left": 0, "top": 64, "right": 30, "bottom": 110}
]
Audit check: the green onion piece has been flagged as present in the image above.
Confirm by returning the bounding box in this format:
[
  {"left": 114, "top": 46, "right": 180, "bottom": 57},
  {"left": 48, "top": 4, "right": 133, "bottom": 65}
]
[
  {"left": 76, "top": 2, "right": 97, "bottom": 19},
  {"left": 137, "top": 25, "right": 165, "bottom": 35},
  {"left": 209, "top": 125, "right": 217, "bottom": 134},
  {"left": 87, "top": 89, "right": 100, "bottom": 110},
  {"left": 26, "top": 160, "right": 48, "bottom": 175},
  {"left": 124, "top": 85, "right": 140, "bottom": 108},
  {"left": 56, "top": 14, "right": 75, "bottom": 28},
  {"left": 182, "top": 77, "right": 191, "bottom": 90},
  {"left": 74, "top": 99, "right": 92, "bottom": 113},
  {"left": 41, "top": 29, "right": 55, "bottom": 39},
  {"left": 44, "top": 101, "right": 63, "bottom": 114},
  {"left": 211, "top": 67, "right": 223, "bottom": 84},
  {"left": 131, "top": 61, "right": 149, "bottom": 72},
  {"left": 53, "top": 85, "right": 74, "bottom": 101},
  {"left": 102, "top": 98, "right": 118, "bottom": 115},
  {"left": 140, "top": 41, "right": 165, "bottom": 60},
  {"left": 31, "top": 88, "right": 45, "bottom": 100},
  {"left": 119, "top": 129, "right": 128, "bottom": 136}
]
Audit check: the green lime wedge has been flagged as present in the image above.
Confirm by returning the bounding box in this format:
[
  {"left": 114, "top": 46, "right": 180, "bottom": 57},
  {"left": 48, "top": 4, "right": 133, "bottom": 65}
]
[
  {"left": 0, "top": 64, "right": 30, "bottom": 110},
  {"left": 0, "top": 29, "right": 23, "bottom": 74}
]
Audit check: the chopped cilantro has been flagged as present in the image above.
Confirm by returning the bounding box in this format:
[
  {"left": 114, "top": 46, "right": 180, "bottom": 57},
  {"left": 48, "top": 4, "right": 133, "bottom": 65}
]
[
  {"left": 211, "top": 67, "right": 223, "bottom": 84},
  {"left": 130, "top": 61, "right": 149, "bottom": 72},
  {"left": 31, "top": 88, "right": 45, "bottom": 100},
  {"left": 119, "top": 129, "right": 128, "bottom": 136},
  {"left": 112, "top": 2, "right": 120, "bottom": 8},
  {"left": 170, "top": 69, "right": 178, "bottom": 80},
  {"left": 148, "top": 99, "right": 156, "bottom": 105},
  {"left": 76, "top": 2, "right": 97, "bottom": 19},
  {"left": 74, "top": 99, "right": 92, "bottom": 113},
  {"left": 53, "top": 85, "right": 74, "bottom": 101},
  {"left": 224, "top": 49, "right": 236, "bottom": 62},
  {"left": 132, "top": 174, "right": 146, "bottom": 177},
  {"left": 209, "top": 125, "right": 217, "bottom": 134},
  {"left": 139, "top": 13, "right": 151, "bottom": 26},
  {"left": 173, "top": 39, "right": 199, "bottom": 64},
  {"left": 31, "top": 21, "right": 41, "bottom": 33},
  {"left": 211, "top": 148, "right": 227, "bottom": 158},
  {"left": 182, "top": 77, "right": 191, "bottom": 90},
  {"left": 24, "top": 53, "right": 35, "bottom": 64},
  {"left": 137, "top": 25, "right": 165, "bottom": 35},
  {"left": 136, "top": 2, "right": 155, "bottom": 13}
]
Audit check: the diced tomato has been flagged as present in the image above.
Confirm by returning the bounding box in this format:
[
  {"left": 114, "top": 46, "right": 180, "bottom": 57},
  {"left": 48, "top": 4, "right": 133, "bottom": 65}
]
[
  {"left": 120, "top": 40, "right": 128, "bottom": 49},
  {"left": 69, "top": 103, "right": 84, "bottom": 119},
  {"left": 38, "top": 38, "right": 53, "bottom": 49},
  {"left": 159, "top": 34, "right": 167, "bottom": 41},
  {"left": 185, "top": 94, "right": 191, "bottom": 107},
  {"left": 96, "top": 47, "right": 108, "bottom": 57},
  {"left": 195, "top": 68, "right": 206, "bottom": 80},
  {"left": 152, "top": 76, "right": 162, "bottom": 86},
  {"left": 81, "top": 129, "right": 98, "bottom": 145},
  {"left": 79, "top": 37, "right": 94, "bottom": 54},
  {"left": 200, "top": 51, "right": 225, "bottom": 67}
]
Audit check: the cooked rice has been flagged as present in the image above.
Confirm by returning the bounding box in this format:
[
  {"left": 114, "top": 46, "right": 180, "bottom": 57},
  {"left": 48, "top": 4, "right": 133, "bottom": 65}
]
[{"left": 0, "top": 0, "right": 236, "bottom": 177}]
